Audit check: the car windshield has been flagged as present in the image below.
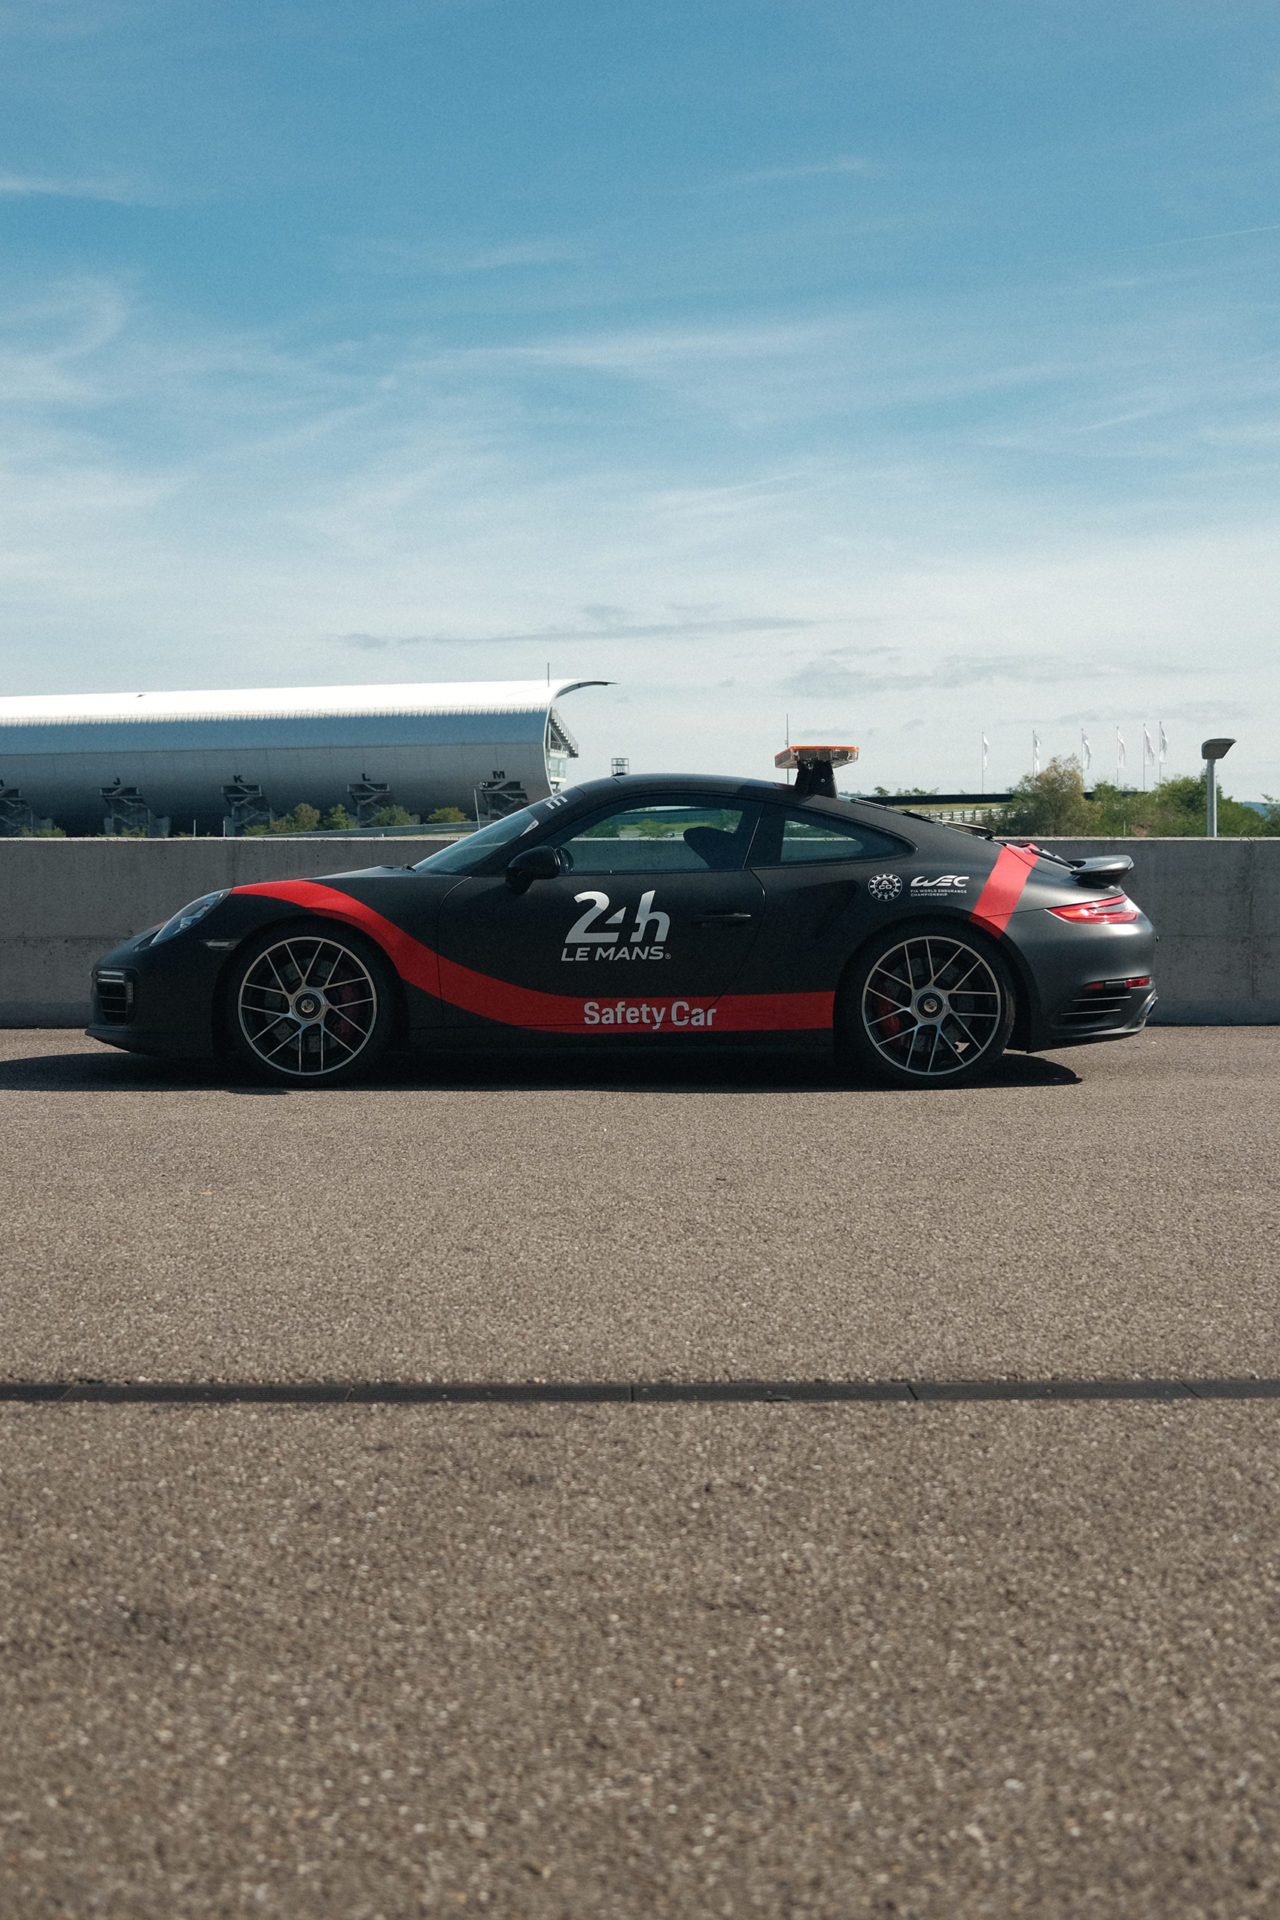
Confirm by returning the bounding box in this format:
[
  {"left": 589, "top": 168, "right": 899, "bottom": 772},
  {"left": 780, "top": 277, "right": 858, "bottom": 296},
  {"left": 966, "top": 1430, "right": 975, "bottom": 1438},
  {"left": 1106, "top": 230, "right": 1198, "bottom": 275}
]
[{"left": 412, "top": 802, "right": 548, "bottom": 874}]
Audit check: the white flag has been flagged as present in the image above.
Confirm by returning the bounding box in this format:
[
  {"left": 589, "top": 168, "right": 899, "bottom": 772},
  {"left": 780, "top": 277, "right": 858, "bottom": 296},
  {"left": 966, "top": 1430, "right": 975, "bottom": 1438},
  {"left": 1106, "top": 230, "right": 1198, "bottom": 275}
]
[
  {"left": 1159, "top": 722, "right": 1168, "bottom": 759},
  {"left": 1032, "top": 730, "right": 1041, "bottom": 776},
  {"left": 1116, "top": 727, "right": 1127, "bottom": 771},
  {"left": 1143, "top": 724, "right": 1155, "bottom": 766},
  {"left": 981, "top": 733, "right": 990, "bottom": 772},
  {"left": 1081, "top": 729, "right": 1092, "bottom": 772}
]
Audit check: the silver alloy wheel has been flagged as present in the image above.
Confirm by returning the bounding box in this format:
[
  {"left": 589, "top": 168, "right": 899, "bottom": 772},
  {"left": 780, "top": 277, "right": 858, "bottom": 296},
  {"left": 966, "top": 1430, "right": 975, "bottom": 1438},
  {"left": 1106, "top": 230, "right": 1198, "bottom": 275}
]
[
  {"left": 860, "top": 933, "right": 1004, "bottom": 1079},
  {"left": 236, "top": 934, "right": 380, "bottom": 1079}
]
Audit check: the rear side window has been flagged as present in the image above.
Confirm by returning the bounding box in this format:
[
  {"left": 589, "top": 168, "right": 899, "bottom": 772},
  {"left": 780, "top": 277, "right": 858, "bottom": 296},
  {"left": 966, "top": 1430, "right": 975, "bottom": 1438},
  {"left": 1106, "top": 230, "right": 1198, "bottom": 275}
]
[{"left": 753, "top": 808, "right": 910, "bottom": 865}]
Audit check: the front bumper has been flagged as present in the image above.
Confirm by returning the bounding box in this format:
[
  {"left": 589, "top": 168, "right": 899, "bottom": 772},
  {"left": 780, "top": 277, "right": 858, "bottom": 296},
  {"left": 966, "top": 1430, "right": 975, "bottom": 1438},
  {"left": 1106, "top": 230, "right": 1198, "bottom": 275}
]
[{"left": 87, "top": 926, "right": 228, "bottom": 1059}]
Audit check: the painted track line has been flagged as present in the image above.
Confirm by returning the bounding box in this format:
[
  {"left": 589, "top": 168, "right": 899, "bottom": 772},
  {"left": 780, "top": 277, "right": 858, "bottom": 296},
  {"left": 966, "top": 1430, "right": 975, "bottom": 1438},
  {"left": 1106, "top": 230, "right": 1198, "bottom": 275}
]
[{"left": 0, "top": 1377, "right": 1278, "bottom": 1406}]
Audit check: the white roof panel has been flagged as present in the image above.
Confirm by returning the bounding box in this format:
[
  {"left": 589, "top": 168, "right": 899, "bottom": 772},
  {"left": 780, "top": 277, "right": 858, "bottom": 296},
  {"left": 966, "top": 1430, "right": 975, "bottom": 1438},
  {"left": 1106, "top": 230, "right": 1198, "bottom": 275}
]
[{"left": 0, "top": 678, "right": 607, "bottom": 726}]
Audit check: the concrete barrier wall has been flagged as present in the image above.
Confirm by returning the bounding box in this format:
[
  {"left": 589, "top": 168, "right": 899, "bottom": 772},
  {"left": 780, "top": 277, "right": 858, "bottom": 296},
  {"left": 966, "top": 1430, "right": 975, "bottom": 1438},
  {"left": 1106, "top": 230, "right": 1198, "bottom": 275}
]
[
  {"left": 1038, "top": 838, "right": 1280, "bottom": 1025},
  {"left": 0, "top": 838, "right": 446, "bottom": 1025},
  {"left": 0, "top": 834, "right": 1275, "bottom": 1027}
]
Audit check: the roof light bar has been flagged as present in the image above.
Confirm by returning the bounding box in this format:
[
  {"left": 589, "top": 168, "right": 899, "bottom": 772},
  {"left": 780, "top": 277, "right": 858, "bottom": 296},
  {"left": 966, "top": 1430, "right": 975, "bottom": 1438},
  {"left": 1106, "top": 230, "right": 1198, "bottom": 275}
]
[{"left": 774, "top": 744, "right": 860, "bottom": 799}]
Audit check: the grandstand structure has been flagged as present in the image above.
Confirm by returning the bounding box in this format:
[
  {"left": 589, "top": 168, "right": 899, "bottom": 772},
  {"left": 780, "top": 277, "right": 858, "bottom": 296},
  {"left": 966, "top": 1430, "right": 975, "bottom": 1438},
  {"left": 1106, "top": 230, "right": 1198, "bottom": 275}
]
[{"left": 0, "top": 678, "right": 605, "bottom": 836}]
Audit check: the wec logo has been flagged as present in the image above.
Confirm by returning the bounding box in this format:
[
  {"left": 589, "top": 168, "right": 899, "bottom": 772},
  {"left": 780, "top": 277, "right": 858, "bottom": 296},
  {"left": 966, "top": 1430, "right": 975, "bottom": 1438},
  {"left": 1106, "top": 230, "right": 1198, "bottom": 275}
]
[
  {"left": 910, "top": 873, "right": 970, "bottom": 895},
  {"left": 562, "top": 889, "right": 670, "bottom": 963}
]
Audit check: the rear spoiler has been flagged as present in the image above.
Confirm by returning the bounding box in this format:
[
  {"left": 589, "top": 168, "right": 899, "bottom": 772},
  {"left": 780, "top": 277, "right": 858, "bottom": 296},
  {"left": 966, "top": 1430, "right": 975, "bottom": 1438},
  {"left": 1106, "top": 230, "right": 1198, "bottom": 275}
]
[
  {"left": 1069, "top": 854, "right": 1134, "bottom": 888},
  {"left": 1000, "top": 843, "right": 1135, "bottom": 888}
]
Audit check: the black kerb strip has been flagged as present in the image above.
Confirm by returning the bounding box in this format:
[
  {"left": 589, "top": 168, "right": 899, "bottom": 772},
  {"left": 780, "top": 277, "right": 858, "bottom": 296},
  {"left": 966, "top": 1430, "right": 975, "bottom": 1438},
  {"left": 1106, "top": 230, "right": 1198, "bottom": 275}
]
[{"left": 0, "top": 1377, "right": 1277, "bottom": 1406}]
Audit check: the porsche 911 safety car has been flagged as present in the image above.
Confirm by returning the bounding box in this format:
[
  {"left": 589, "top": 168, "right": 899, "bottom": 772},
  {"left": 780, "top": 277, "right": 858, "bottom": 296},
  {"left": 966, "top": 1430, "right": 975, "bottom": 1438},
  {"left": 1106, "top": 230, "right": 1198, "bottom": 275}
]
[{"left": 88, "top": 752, "right": 1156, "bottom": 1089}]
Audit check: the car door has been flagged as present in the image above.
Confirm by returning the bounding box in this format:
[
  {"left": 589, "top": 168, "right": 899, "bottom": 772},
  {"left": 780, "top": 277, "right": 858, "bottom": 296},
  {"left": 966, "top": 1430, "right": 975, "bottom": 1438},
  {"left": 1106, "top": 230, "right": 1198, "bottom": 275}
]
[
  {"left": 735, "top": 803, "right": 917, "bottom": 997},
  {"left": 435, "top": 795, "right": 766, "bottom": 1033}
]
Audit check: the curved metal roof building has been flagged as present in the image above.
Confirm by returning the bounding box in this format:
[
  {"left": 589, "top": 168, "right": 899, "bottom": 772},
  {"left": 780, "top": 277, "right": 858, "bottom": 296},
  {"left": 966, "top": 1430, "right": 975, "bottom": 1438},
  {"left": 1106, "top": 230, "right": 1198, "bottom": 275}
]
[{"left": 0, "top": 678, "right": 606, "bottom": 835}]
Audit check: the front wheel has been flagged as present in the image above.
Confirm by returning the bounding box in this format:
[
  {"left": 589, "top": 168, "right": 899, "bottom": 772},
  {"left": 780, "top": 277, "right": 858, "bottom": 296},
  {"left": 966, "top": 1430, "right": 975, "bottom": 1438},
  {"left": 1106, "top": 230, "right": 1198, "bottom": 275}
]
[
  {"left": 838, "top": 922, "right": 1015, "bottom": 1088},
  {"left": 226, "top": 923, "right": 395, "bottom": 1086}
]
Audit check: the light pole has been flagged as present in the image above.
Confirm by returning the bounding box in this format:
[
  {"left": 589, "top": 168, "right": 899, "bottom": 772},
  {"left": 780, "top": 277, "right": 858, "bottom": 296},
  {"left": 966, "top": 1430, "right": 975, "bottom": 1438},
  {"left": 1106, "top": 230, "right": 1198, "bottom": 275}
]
[{"left": 1201, "top": 737, "right": 1235, "bottom": 837}]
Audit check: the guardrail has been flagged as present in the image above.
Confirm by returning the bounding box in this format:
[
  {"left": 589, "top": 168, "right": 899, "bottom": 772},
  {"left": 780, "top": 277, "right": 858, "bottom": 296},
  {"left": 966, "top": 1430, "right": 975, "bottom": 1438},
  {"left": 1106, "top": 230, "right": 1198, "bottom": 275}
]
[{"left": 0, "top": 834, "right": 1274, "bottom": 1027}]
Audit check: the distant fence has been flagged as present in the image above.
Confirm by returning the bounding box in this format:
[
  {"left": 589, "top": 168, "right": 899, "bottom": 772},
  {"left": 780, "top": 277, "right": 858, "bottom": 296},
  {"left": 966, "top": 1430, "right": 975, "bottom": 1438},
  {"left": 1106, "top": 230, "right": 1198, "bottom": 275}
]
[{"left": 0, "top": 834, "right": 1274, "bottom": 1028}]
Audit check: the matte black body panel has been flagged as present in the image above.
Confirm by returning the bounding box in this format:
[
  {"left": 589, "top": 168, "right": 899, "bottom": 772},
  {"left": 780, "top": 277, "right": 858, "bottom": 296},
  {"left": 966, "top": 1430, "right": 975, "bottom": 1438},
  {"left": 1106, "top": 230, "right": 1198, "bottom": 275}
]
[{"left": 86, "top": 775, "right": 1158, "bottom": 1066}]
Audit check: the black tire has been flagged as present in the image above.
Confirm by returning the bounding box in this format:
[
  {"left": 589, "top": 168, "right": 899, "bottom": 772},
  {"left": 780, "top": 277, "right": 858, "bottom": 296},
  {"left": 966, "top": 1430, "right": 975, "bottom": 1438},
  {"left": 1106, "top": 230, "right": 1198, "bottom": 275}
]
[
  {"left": 225, "top": 922, "right": 396, "bottom": 1087},
  {"left": 837, "top": 920, "right": 1016, "bottom": 1089}
]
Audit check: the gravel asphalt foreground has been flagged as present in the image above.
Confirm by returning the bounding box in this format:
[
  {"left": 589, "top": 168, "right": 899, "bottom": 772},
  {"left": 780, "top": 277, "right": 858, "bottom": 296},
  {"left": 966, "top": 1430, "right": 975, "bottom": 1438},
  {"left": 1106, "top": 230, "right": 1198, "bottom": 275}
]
[{"left": 0, "top": 1026, "right": 1278, "bottom": 1915}]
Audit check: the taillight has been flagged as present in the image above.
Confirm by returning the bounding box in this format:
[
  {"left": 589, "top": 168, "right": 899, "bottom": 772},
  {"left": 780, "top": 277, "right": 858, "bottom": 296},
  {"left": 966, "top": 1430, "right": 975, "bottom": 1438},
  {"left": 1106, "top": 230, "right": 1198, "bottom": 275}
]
[{"left": 1048, "top": 893, "right": 1140, "bottom": 924}]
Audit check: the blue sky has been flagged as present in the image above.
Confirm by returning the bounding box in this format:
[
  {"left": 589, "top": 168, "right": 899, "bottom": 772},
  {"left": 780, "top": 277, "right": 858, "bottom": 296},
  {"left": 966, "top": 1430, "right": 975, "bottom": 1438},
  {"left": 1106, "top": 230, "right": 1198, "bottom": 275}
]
[{"left": 2, "top": 0, "right": 1279, "bottom": 793}]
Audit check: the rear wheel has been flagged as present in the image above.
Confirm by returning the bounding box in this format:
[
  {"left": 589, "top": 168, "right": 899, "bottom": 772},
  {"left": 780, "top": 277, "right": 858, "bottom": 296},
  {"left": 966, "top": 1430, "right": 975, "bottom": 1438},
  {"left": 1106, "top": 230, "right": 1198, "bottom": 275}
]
[
  {"left": 227, "top": 924, "right": 395, "bottom": 1086},
  {"left": 839, "top": 922, "right": 1015, "bottom": 1088}
]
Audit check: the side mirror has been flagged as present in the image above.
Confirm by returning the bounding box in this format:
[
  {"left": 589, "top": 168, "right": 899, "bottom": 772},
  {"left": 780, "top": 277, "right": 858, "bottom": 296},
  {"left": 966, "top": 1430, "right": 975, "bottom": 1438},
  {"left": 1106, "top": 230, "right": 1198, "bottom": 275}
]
[{"left": 506, "top": 845, "right": 564, "bottom": 893}]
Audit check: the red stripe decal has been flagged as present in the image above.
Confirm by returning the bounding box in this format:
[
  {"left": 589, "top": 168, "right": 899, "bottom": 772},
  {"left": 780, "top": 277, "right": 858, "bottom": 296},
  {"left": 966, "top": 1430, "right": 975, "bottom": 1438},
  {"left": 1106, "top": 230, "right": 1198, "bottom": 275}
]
[
  {"left": 969, "top": 844, "right": 1039, "bottom": 936},
  {"left": 234, "top": 882, "right": 834, "bottom": 1034}
]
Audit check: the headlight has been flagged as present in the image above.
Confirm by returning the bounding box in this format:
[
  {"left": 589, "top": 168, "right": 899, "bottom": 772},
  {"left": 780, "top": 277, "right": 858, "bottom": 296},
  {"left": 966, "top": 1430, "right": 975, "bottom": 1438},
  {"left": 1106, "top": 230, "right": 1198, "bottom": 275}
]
[{"left": 151, "top": 890, "right": 231, "bottom": 944}]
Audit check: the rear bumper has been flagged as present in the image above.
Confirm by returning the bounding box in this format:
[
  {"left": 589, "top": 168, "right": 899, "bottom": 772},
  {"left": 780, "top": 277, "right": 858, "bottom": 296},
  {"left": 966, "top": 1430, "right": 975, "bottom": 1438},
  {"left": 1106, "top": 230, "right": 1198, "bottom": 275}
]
[
  {"left": 1030, "top": 987, "right": 1158, "bottom": 1052},
  {"left": 1005, "top": 902, "right": 1157, "bottom": 1053}
]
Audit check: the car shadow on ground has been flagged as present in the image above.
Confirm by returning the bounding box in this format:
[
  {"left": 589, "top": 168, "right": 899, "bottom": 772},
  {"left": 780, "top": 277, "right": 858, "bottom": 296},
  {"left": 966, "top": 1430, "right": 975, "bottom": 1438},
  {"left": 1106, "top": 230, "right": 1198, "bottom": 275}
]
[{"left": 0, "top": 1044, "right": 1083, "bottom": 1096}]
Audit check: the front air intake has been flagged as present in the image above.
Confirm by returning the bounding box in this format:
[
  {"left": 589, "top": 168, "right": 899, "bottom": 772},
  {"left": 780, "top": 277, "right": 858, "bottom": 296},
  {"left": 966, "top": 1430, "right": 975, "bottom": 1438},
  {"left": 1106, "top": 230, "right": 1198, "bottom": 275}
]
[{"left": 94, "top": 970, "right": 133, "bottom": 1023}]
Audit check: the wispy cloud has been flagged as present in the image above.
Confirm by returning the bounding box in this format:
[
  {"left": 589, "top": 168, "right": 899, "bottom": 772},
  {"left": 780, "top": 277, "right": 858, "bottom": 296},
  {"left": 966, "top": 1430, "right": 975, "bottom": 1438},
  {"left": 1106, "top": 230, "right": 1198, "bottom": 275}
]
[
  {"left": 1, "top": 245, "right": 1277, "bottom": 791},
  {"left": 1123, "top": 222, "right": 1280, "bottom": 253},
  {"left": 783, "top": 651, "right": 1138, "bottom": 700},
  {"left": 1057, "top": 701, "right": 1242, "bottom": 725},
  {"left": 720, "top": 155, "right": 876, "bottom": 188},
  {"left": 341, "top": 236, "right": 580, "bottom": 277},
  {"left": 343, "top": 609, "right": 822, "bottom": 650},
  {"left": 0, "top": 171, "right": 155, "bottom": 204}
]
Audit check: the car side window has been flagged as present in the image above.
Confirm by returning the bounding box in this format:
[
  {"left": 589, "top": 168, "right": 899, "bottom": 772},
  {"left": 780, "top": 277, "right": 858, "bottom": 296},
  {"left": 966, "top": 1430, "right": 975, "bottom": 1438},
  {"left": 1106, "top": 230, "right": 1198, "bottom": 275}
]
[
  {"left": 550, "top": 801, "right": 756, "bottom": 874},
  {"left": 753, "top": 808, "right": 911, "bottom": 865}
]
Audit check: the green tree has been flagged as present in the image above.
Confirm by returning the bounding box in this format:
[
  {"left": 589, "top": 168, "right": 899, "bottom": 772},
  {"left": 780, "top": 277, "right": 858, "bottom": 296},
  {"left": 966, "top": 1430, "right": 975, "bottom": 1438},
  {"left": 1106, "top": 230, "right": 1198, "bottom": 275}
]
[
  {"left": 268, "top": 803, "right": 322, "bottom": 834},
  {"left": 321, "top": 804, "right": 352, "bottom": 831},
  {"left": 1098, "top": 775, "right": 1277, "bottom": 838},
  {"left": 991, "top": 757, "right": 1095, "bottom": 835},
  {"left": 425, "top": 805, "right": 467, "bottom": 824},
  {"left": 20, "top": 824, "right": 66, "bottom": 837},
  {"left": 373, "top": 804, "right": 417, "bottom": 827},
  {"left": 990, "top": 764, "right": 1280, "bottom": 839}
]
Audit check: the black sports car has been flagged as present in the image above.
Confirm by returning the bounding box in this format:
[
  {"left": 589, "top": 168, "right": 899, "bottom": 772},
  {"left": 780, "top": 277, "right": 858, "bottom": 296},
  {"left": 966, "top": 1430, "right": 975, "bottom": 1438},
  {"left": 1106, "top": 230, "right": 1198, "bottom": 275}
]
[{"left": 88, "top": 754, "right": 1156, "bottom": 1089}]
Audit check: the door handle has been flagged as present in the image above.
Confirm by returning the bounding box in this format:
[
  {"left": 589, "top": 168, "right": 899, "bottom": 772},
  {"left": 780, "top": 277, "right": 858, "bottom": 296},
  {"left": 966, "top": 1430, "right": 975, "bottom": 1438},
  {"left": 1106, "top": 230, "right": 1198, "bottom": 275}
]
[{"left": 696, "top": 911, "right": 754, "bottom": 925}]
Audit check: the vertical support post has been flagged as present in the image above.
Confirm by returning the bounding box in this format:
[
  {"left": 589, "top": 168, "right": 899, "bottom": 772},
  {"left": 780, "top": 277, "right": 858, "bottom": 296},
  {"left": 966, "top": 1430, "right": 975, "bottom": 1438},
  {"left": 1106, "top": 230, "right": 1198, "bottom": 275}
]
[{"left": 1200, "top": 738, "right": 1235, "bottom": 839}]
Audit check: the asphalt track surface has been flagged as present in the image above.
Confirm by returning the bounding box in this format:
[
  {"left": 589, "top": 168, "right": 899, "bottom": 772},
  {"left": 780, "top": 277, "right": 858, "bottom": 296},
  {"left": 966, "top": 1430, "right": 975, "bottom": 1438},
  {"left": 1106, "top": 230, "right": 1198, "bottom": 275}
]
[{"left": 2, "top": 1026, "right": 1278, "bottom": 1915}]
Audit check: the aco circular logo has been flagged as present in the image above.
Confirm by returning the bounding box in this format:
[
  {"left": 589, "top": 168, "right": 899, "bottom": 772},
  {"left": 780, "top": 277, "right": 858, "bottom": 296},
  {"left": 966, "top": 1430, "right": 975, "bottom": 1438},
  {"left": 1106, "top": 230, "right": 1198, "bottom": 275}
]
[{"left": 868, "top": 872, "right": 902, "bottom": 902}]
